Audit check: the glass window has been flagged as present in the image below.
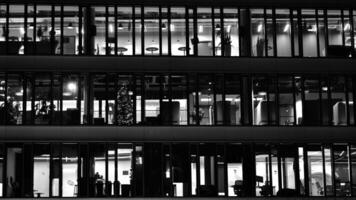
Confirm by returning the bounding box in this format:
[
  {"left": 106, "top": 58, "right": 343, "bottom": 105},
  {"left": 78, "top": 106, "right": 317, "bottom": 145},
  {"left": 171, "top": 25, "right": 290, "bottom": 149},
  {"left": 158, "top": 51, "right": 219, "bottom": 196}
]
[
  {"left": 161, "top": 7, "right": 168, "bottom": 55},
  {"left": 307, "top": 145, "right": 324, "bottom": 196},
  {"left": 107, "top": 7, "right": 115, "bottom": 55},
  {"left": 52, "top": 74, "right": 61, "bottom": 125},
  {"left": 318, "top": 10, "right": 327, "bottom": 57},
  {"left": 216, "top": 145, "right": 226, "bottom": 196},
  {"left": 144, "top": 7, "right": 159, "bottom": 55},
  {"left": 91, "top": 74, "right": 107, "bottom": 125},
  {"left": 6, "top": 74, "right": 23, "bottom": 125},
  {"left": 0, "top": 73, "right": 7, "bottom": 124},
  {"left": 328, "top": 10, "right": 343, "bottom": 46},
  {"left": 198, "top": 144, "right": 217, "bottom": 196},
  {"left": 344, "top": 10, "right": 352, "bottom": 47},
  {"left": 117, "top": 74, "right": 134, "bottom": 125},
  {"left": 34, "top": 73, "right": 52, "bottom": 125},
  {"left": 107, "top": 73, "right": 115, "bottom": 125},
  {"left": 0, "top": 5, "right": 6, "bottom": 47},
  {"left": 255, "top": 145, "right": 272, "bottom": 196},
  {"left": 25, "top": 5, "right": 35, "bottom": 54},
  {"left": 35, "top": 5, "right": 53, "bottom": 55},
  {"left": 0, "top": 144, "right": 3, "bottom": 197},
  {"left": 303, "top": 77, "right": 321, "bottom": 125},
  {"left": 224, "top": 75, "right": 241, "bottom": 125},
  {"left": 198, "top": 75, "right": 214, "bottom": 125},
  {"left": 324, "top": 145, "right": 334, "bottom": 196},
  {"left": 54, "top": 6, "right": 61, "bottom": 55},
  {"left": 6, "top": 145, "right": 23, "bottom": 197},
  {"left": 302, "top": 9, "right": 318, "bottom": 57},
  {"left": 350, "top": 145, "right": 356, "bottom": 195},
  {"left": 133, "top": 144, "right": 144, "bottom": 196},
  {"left": 276, "top": 9, "right": 292, "bottom": 57},
  {"left": 62, "top": 74, "right": 80, "bottom": 125},
  {"left": 330, "top": 76, "right": 347, "bottom": 126},
  {"left": 63, "top": 6, "right": 80, "bottom": 55},
  {"left": 347, "top": 77, "right": 354, "bottom": 125},
  {"left": 353, "top": 11, "right": 356, "bottom": 52},
  {"left": 223, "top": 8, "right": 239, "bottom": 56},
  {"left": 292, "top": 10, "right": 300, "bottom": 56},
  {"left": 188, "top": 8, "right": 195, "bottom": 55},
  {"left": 171, "top": 7, "right": 186, "bottom": 56},
  {"left": 94, "top": 7, "right": 105, "bottom": 55},
  {"left": 170, "top": 75, "right": 188, "bottom": 125},
  {"left": 89, "top": 143, "right": 106, "bottom": 197},
  {"left": 213, "top": 8, "right": 221, "bottom": 56},
  {"left": 227, "top": 144, "right": 243, "bottom": 196},
  {"left": 8, "top": 5, "right": 25, "bottom": 55},
  {"left": 197, "top": 8, "right": 213, "bottom": 56},
  {"left": 265, "top": 9, "right": 275, "bottom": 57},
  {"left": 278, "top": 146, "right": 298, "bottom": 192},
  {"left": 117, "top": 7, "right": 133, "bottom": 55},
  {"left": 298, "top": 147, "right": 306, "bottom": 195},
  {"left": 117, "top": 143, "right": 133, "bottom": 196},
  {"left": 33, "top": 144, "right": 50, "bottom": 197},
  {"left": 333, "top": 144, "right": 351, "bottom": 196},
  {"left": 135, "top": 75, "right": 142, "bottom": 124},
  {"left": 278, "top": 76, "right": 295, "bottom": 125},
  {"left": 251, "top": 9, "right": 265, "bottom": 56},
  {"left": 188, "top": 74, "right": 197, "bottom": 125},
  {"left": 143, "top": 75, "right": 161, "bottom": 125},
  {"left": 252, "top": 77, "right": 269, "bottom": 125},
  {"left": 134, "top": 6, "right": 142, "bottom": 55},
  {"left": 62, "top": 144, "right": 78, "bottom": 197}
]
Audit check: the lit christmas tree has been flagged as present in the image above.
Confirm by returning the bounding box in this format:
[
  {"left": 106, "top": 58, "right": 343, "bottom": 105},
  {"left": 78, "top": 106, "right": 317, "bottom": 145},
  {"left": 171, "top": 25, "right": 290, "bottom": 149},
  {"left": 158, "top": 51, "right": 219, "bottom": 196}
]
[{"left": 116, "top": 84, "right": 133, "bottom": 125}]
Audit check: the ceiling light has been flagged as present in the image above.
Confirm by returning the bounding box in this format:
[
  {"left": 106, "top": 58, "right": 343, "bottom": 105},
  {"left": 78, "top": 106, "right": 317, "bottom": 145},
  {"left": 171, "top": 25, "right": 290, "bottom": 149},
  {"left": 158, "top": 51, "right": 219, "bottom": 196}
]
[
  {"left": 257, "top": 24, "right": 263, "bottom": 33},
  {"left": 161, "top": 23, "right": 167, "bottom": 30},
  {"left": 344, "top": 23, "right": 350, "bottom": 31},
  {"left": 283, "top": 23, "right": 290, "bottom": 32},
  {"left": 199, "top": 25, "right": 203, "bottom": 33},
  {"left": 170, "top": 24, "right": 175, "bottom": 32},
  {"left": 67, "top": 82, "right": 77, "bottom": 92},
  {"left": 109, "top": 24, "right": 114, "bottom": 33},
  {"left": 68, "top": 22, "right": 74, "bottom": 29},
  {"left": 118, "top": 23, "right": 124, "bottom": 30}
]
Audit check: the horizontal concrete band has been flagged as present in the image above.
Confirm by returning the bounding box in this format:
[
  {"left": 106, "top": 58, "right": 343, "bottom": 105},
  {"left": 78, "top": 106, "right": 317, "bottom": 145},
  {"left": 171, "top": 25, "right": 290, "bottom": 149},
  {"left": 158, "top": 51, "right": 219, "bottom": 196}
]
[
  {"left": 0, "top": 198, "right": 352, "bottom": 200},
  {"left": 1, "top": 126, "right": 356, "bottom": 143},
  {"left": 0, "top": 56, "right": 356, "bottom": 74}
]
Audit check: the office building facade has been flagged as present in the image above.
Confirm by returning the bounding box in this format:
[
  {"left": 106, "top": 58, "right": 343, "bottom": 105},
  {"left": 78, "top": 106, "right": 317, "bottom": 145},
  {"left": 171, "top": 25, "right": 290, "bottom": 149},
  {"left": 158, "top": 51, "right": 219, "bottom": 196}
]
[{"left": 1, "top": 0, "right": 356, "bottom": 198}]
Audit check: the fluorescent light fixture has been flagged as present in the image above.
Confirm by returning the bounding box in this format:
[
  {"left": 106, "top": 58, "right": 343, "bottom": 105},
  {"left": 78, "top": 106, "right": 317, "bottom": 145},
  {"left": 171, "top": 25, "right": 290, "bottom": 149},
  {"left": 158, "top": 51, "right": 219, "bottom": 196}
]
[
  {"left": 63, "top": 92, "right": 72, "bottom": 97},
  {"left": 283, "top": 23, "right": 290, "bottom": 32},
  {"left": 109, "top": 24, "right": 114, "bottom": 33},
  {"left": 20, "top": 27, "right": 25, "bottom": 35},
  {"left": 67, "top": 82, "right": 77, "bottom": 92},
  {"left": 257, "top": 24, "right": 263, "bottom": 33},
  {"left": 170, "top": 24, "right": 175, "bottom": 32},
  {"left": 322, "top": 86, "right": 328, "bottom": 91},
  {"left": 198, "top": 25, "right": 203, "bottom": 33},
  {"left": 344, "top": 23, "right": 350, "bottom": 31},
  {"left": 118, "top": 23, "right": 124, "bottom": 30}
]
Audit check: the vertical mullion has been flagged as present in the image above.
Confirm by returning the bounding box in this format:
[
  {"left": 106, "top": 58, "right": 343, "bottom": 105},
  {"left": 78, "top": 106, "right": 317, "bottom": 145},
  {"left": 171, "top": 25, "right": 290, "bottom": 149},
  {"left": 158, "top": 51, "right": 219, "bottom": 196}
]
[
  {"left": 324, "top": 9, "right": 329, "bottom": 57},
  {"left": 222, "top": 75, "right": 226, "bottom": 125},
  {"left": 195, "top": 74, "right": 200, "bottom": 125},
  {"left": 348, "top": 144, "right": 354, "bottom": 196},
  {"left": 342, "top": 10, "right": 346, "bottom": 47},
  {"left": 276, "top": 75, "right": 280, "bottom": 125},
  {"left": 298, "top": 9, "right": 303, "bottom": 57},
  {"left": 272, "top": 8, "right": 277, "bottom": 57},
  {"left": 319, "top": 76, "right": 323, "bottom": 125},
  {"left": 213, "top": 75, "right": 217, "bottom": 125},
  {"left": 5, "top": 4, "right": 9, "bottom": 54},
  {"left": 114, "top": 6, "right": 118, "bottom": 56},
  {"left": 331, "top": 145, "right": 336, "bottom": 196},
  {"left": 133, "top": 75, "right": 137, "bottom": 124},
  {"left": 237, "top": 8, "right": 241, "bottom": 57},
  {"left": 114, "top": 73, "right": 118, "bottom": 125},
  {"left": 266, "top": 75, "right": 271, "bottom": 125},
  {"left": 186, "top": 74, "right": 190, "bottom": 125},
  {"left": 4, "top": 73, "right": 7, "bottom": 124},
  {"left": 263, "top": 9, "right": 268, "bottom": 57},
  {"left": 60, "top": 5, "right": 64, "bottom": 55},
  {"left": 31, "top": 73, "right": 35, "bottom": 125},
  {"left": 193, "top": 7, "right": 198, "bottom": 56},
  {"left": 51, "top": 5, "right": 55, "bottom": 55},
  {"left": 105, "top": 73, "right": 109, "bottom": 124},
  {"left": 33, "top": 5, "right": 37, "bottom": 54},
  {"left": 168, "top": 75, "right": 173, "bottom": 125},
  {"left": 353, "top": 76, "right": 356, "bottom": 126},
  {"left": 327, "top": 76, "right": 332, "bottom": 126},
  {"left": 77, "top": 143, "right": 82, "bottom": 196},
  {"left": 303, "top": 146, "right": 309, "bottom": 196},
  {"left": 316, "top": 9, "right": 321, "bottom": 57},
  {"left": 350, "top": 9, "right": 355, "bottom": 52},
  {"left": 59, "top": 143, "right": 63, "bottom": 197},
  {"left": 105, "top": 143, "right": 109, "bottom": 197},
  {"left": 290, "top": 9, "right": 295, "bottom": 57},
  {"left": 211, "top": 7, "right": 216, "bottom": 57},
  {"left": 292, "top": 76, "right": 297, "bottom": 125},
  {"left": 220, "top": 7, "right": 224, "bottom": 57},
  {"left": 196, "top": 145, "right": 201, "bottom": 196},
  {"left": 159, "top": 6, "right": 163, "bottom": 56},
  {"left": 322, "top": 145, "right": 327, "bottom": 197},
  {"left": 185, "top": 7, "right": 189, "bottom": 56},
  {"left": 167, "top": 7, "right": 171, "bottom": 56},
  {"left": 141, "top": 75, "right": 145, "bottom": 122},
  {"left": 301, "top": 77, "right": 306, "bottom": 126},
  {"left": 141, "top": 6, "right": 144, "bottom": 56},
  {"left": 59, "top": 73, "right": 63, "bottom": 125},
  {"left": 132, "top": 7, "right": 136, "bottom": 55},
  {"left": 346, "top": 76, "right": 351, "bottom": 126},
  {"left": 50, "top": 73, "right": 54, "bottom": 125},
  {"left": 105, "top": 6, "right": 109, "bottom": 55},
  {"left": 22, "top": 73, "right": 27, "bottom": 125},
  {"left": 77, "top": 74, "right": 82, "bottom": 123},
  {"left": 78, "top": 6, "right": 83, "bottom": 55},
  {"left": 268, "top": 146, "right": 273, "bottom": 195},
  {"left": 24, "top": 4, "right": 28, "bottom": 55}
]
